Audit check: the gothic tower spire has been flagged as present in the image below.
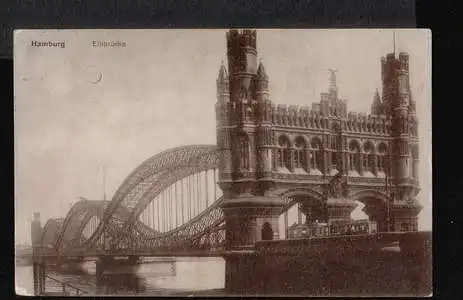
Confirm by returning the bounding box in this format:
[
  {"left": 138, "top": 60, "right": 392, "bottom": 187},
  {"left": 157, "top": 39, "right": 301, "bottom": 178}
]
[
  {"left": 226, "top": 29, "right": 258, "bottom": 101},
  {"left": 256, "top": 60, "right": 269, "bottom": 97},
  {"left": 216, "top": 61, "right": 230, "bottom": 103},
  {"left": 371, "top": 88, "right": 382, "bottom": 115}
]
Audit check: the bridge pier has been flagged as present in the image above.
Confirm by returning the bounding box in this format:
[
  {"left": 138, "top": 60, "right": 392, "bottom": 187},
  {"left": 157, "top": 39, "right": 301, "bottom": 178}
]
[
  {"left": 223, "top": 232, "right": 431, "bottom": 296},
  {"left": 96, "top": 255, "right": 140, "bottom": 281},
  {"left": 224, "top": 251, "right": 262, "bottom": 294},
  {"left": 32, "top": 260, "right": 46, "bottom": 295},
  {"left": 221, "top": 194, "right": 284, "bottom": 250},
  {"left": 324, "top": 198, "right": 358, "bottom": 224},
  {"left": 56, "top": 257, "right": 85, "bottom": 273},
  {"left": 220, "top": 194, "right": 284, "bottom": 294}
]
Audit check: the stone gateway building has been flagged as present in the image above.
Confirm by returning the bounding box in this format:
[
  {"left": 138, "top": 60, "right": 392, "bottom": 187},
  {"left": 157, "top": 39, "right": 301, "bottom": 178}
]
[{"left": 215, "top": 29, "right": 421, "bottom": 248}]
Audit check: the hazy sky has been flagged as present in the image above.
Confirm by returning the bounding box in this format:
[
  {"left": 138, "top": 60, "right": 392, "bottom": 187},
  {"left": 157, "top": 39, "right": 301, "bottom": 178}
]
[{"left": 14, "top": 29, "right": 431, "bottom": 244}]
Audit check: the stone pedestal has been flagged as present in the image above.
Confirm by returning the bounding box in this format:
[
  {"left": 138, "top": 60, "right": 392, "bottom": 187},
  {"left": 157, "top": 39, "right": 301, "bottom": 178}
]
[
  {"left": 300, "top": 201, "right": 326, "bottom": 223},
  {"left": 325, "top": 198, "right": 358, "bottom": 224},
  {"left": 390, "top": 200, "right": 422, "bottom": 232},
  {"left": 221, "top": 194, "right": 284, "bottom": 249},
  {"left": 220, "top": 192, "right": 284, "bottom": 294}
]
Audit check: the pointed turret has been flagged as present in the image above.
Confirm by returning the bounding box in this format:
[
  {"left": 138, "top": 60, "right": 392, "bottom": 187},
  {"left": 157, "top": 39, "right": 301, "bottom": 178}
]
[
  {"left": 215, "top": 60, "right": 233, "bottom": 184},
  {"left": 255, "top": 60, "right": 271, "bottom": 123},
  {"left": 371, "top": 88, "right": 382, "bottom": 115},
  {"left": 216, "top": 61, "right": 230, "bottom": 103},
  {"left": 256, "top": 60, "right": 269, "bottom": 94},
  {"left": 217, "top": 61, "right": 228, "bottom": 83},
  {"left": 257, "top": 61, "right": 268, "bottom": 80}
]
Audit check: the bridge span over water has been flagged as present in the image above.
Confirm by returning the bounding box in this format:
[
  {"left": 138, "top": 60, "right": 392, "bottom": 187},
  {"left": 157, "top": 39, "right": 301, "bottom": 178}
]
[
  {"left": 36, "top": 144, "right": 425, "bottom": 259},
  {"left": 31, "top": 144, "right": 431, "bottom": 296},
  {"left": 37, "top": 144, "right": 378, "bottom": 258},
  {"left": 37, "top": 145, "right": 226, "bottom": 257},
  {"left": 31, "top": 30, "right": 430, "bottom": 295}
]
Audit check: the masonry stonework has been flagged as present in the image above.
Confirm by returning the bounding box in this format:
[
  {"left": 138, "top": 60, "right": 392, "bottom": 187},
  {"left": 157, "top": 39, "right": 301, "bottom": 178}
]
[{"left": 216, "top": 29, "right": 422, "bottom": 249}]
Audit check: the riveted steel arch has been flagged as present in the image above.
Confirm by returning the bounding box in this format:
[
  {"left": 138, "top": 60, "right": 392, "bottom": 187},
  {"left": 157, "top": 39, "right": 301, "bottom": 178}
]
[
  {"left": 111, "top": 164, "right": 220, "bottom": 249},
  {"left": 83, "top": 145, "right": 219, "bottom": 250},
  {"left": 40, "top": 218, "right": 64, "bottom": 250},
  {"left": 112, "top": 145, "right": 218, "bottom": 211},
  {"left": 54, "top": 199, "right": 156, "bottom": 253},
  {"left": 130, "top": 152, "right": 219, "bottom": 219},
  {"left": 54, "top": 199, "right": 94, "bottom": 250},
  {"left": 129, "top": 196, "right": 226, "bottom": 251},
  {"left": 55, "top": 200, "right": 108, "bottom": 252}
]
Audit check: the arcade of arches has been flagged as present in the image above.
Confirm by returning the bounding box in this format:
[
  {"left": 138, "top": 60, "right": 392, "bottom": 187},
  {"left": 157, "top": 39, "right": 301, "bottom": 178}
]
[
  {"left": 273, "top": 135, "right": 401, "bottom": 179},
  {"left": 232, "top": 132, "right": 422, "bottom": 183},
  {"left": 278, "top": 190, "right": 394, "bottom": 235}
]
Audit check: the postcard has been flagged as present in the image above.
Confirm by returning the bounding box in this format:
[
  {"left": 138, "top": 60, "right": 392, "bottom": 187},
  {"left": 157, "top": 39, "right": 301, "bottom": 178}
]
[{"left": 14, "top": 29, "right": 432, "bottom": 296}]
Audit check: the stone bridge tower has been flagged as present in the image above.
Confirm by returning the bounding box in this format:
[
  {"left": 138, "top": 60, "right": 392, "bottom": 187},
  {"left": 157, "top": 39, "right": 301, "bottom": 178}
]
[
  {"left": 380, "top": 52, "right": 421, "bottom": 231},
  {"left": 216, "top": 29, "right": 283, "bottom": 250},
  {"left": 216, "top": 30, "right": 423, "bottom": 250}
]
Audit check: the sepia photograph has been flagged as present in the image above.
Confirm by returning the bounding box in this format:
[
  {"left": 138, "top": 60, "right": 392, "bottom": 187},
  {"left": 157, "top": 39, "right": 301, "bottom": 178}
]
[{"left": 14, "top": 29, "right": 431, "bottom": 296}]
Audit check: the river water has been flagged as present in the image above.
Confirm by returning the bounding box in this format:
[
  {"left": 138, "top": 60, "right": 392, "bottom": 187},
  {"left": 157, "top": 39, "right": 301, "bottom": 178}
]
[{"left": 15, "top": 257, "right": 226, "bottom": 296}]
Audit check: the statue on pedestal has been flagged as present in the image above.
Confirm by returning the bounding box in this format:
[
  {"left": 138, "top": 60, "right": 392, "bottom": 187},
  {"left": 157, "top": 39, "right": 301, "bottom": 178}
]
[{"left": 327, "top": 172, "right": 348, "bottom": 199}]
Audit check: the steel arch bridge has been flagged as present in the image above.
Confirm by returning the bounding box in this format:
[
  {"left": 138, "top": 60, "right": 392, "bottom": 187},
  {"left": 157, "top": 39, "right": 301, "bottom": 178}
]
[
  {"left": 40, "top": 145, "right": 228, "bottom": 256},
  {"left": 38, "top": 144, "right": 321, "bottom": 257}
]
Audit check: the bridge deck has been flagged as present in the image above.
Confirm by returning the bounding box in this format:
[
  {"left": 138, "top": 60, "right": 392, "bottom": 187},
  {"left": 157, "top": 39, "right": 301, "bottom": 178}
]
[{"left": 33, "top": 231, "right": 431, "bottom": 260}]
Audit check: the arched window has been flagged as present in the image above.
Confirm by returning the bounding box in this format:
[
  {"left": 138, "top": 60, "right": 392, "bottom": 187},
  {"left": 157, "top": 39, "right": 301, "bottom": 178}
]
[
  {"left": 400, "top": 223, "right": 409, "bottom": 232},
  {"left": 331, "top": 151, "right": 338, "bottom": 172},
  {"left": 363, "top": 141, "right": 376, "bottom": 176},
  {"left": 239, "top": 134, "right": 250, "bottom": 170},
  {"left": 348, "top": 140, "right": 361, "bottom": 175},
  {"left": 277, "top": 135, "right": 291, "bottom": 170},
  {"left": 310, "top": 137, "right": 324, "bottom": 173},
  {"left": 261, "top": 222, "right": 274, "bottom": 240},
  {"left": 277, "top": 148, "right": 284, "bottom": 168},
  {"left": 330, "top": 125, "right": 341, "bottom": 172},
  {"left": 377, "top": 143, "right": 388, "bottom": 177},
  {"left": 294, "top": 136, "right": 307, "bottom": 171}
]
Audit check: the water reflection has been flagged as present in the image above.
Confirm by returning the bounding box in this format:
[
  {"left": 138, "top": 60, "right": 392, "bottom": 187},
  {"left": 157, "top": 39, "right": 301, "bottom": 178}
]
[
  {"left": 96, "top": 273, "right": 147, "bottom": 294},
  {"left": 95, "top": 258, "right": 224, "bottom": 294},
  {"left": 52, "top": 264, "right": 88, "bottom": 276},
  {"left": 16, "top": 257, "right": 225, "bottom": 296},
  {"left": 158, "top": 258, "right": 225, "bottom": 291}
]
